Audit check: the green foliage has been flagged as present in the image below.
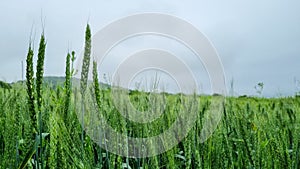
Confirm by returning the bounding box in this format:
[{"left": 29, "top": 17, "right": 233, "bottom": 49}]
[{"left": 1, "top": 79, "right": 300, "bottom": 169}]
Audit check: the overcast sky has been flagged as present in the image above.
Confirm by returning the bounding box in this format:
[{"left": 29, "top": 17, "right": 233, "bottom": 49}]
[{"left": 0, "top": 0, "right": 299, "bottom": 97}]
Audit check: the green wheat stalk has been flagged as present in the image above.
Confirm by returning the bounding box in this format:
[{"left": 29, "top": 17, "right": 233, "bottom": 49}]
[
  {"left": 36, "top": 33, "right": 46, "bottom": 169},
  {"left": 80, "top": 24, "right": 91, "bottom": 159},
  {"left": 64, "top": 52, "right": 71, "bottom": 123},
  {"left": 80, "top": 24, "right": 91, "bottom": 95},
  {"left": 25, "top": 43, "right": 36, "bottom": 137}
]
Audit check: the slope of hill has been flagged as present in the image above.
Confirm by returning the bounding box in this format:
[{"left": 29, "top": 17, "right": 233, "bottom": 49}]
[
  {"left": 11, "top": 76, "right": 110, "bottom": 89},
  {"left": 0, "top": 80, "right": 12, "bottom": 89}
]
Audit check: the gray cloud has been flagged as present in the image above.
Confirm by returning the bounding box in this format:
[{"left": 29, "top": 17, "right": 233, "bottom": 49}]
[{"left": 0, "top": 0, "right": 299, "bottom": 96}]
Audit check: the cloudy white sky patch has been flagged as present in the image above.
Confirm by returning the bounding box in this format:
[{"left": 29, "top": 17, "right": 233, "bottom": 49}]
[{"left": 0, "top": 0, "right": 299, "bottom": 97}]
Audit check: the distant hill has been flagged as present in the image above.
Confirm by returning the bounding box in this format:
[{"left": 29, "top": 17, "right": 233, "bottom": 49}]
[
  {"left": 12, "top": 76, "right": 110, "bottom": 89},
  {"left": 0, "top": 80, "right": 12, "bottom": 89}
]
